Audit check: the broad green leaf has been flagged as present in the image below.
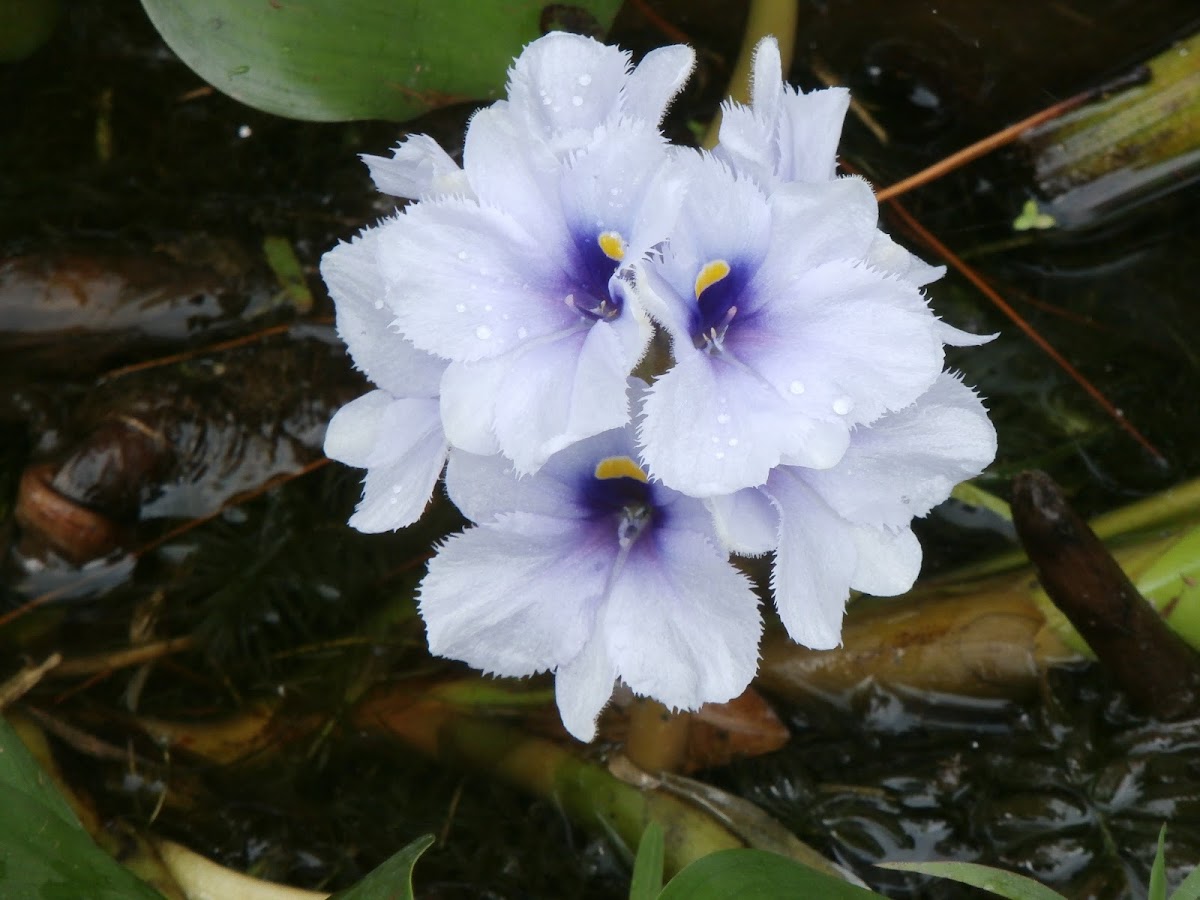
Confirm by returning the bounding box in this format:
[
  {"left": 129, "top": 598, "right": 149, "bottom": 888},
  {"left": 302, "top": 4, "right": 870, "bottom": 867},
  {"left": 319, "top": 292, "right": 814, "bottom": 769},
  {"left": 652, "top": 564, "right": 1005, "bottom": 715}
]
[
  {"left": 0, "top": 0, "right": 60, "bottom": 62},
  {"left": 877, "top": 861, "right": 1066, "bottom": 900},
  {"left": 629, "top": 822, "right": 664, "bottom": 900},
  {"left": 1150, "top": 825, "right": 1168, "bottom": 900},
  {"left": 138, "top": 0, "right": 623, "bottom": 122},
  {"left": 1170, "top": 857, "right": 1200, "bottom": 900},
  {"left": 658, "top": 849, "right": 885, "bottom": 899},
  {"left": 330, "top": 833, "right": 435, "bottom": 900},
  {"left": 0, "top": 718, "right": 164, "bottom": 898},
  {"left": 0, "top": 717, "right": 78, "bottom": 826}
]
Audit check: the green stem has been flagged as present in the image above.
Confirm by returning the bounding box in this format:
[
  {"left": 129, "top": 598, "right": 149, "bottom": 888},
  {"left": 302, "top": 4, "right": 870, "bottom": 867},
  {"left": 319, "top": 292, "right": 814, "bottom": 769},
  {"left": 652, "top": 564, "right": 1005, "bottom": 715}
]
[{"left": 701, "top": 0, "right": 799, "bottom": 149}]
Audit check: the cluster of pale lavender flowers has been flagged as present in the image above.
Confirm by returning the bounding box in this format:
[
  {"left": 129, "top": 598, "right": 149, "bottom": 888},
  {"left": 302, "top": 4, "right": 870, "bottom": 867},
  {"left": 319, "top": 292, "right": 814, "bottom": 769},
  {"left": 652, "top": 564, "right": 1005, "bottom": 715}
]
[{"left": 322, "top": 33, "right": 997, "bottom": 742}]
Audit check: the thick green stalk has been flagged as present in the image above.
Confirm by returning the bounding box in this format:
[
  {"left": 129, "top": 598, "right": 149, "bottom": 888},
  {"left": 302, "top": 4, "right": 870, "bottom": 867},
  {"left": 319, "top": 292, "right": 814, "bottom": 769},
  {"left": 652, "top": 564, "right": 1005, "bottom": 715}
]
[{"left": 701, "top": 0, "right": 799, "bottom": 148}]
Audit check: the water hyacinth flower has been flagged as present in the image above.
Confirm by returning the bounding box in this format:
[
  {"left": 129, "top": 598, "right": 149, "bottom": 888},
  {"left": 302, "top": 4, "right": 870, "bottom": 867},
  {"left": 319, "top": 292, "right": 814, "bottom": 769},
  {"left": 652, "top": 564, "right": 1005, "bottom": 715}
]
[
  {"left": 419, "top": 421, "right": 761, "bottom": 742},
  {"left": 322, "top": 30, "right": 999, "bottom": 739},
  {"left": 635, "top": 152, "right": 953, "bottom": 497},
  {"left": 366, "top": 34, "right": 696, "bottom": 474}
]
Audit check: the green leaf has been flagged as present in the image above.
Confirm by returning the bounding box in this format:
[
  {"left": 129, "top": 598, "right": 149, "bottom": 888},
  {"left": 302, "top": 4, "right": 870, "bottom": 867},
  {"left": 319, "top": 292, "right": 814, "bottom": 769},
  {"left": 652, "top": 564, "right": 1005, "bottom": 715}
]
[
  {"left": 1170, "top": 855, "right": 1200, "bottom": 900},
  {"left": 138, "top": 0, "right": 623, "bottom": 122},
  {"left": 629, "top": 822, "right": 664, "bottom": 900},
  {"left": 1150, "top": 825, "right": 1168, "bottom": 900},
  {"left": 877, "top": 861, "right": 1066, "bottom": 900},
  {"left": 330, "top": 834, "right": 435, "bottom": 900},
  {"left": 0, "top": 718, "right": 164, "bottom": 898},
  {"left": 658, "top": 849, "right": 885, "bottom": 899},
  {"left": 0, "top": 0, "right": 60, "bottom": 62}
]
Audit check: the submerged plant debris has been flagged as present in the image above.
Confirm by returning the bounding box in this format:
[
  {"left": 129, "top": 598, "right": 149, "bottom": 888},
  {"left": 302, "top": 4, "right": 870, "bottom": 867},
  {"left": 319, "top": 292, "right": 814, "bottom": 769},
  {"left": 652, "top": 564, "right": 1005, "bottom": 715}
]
[{"left": 1, "top": 1, "right": 1199, "bottom": 898}]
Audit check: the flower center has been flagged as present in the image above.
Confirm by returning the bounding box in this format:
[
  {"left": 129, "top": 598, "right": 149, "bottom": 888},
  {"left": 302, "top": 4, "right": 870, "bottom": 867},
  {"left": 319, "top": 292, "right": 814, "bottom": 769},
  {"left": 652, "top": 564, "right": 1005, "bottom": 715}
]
[
  {"left": 588, "top": 455, "right": 655, "bottom": 549},
  {"left": 565, "top": 231, "right": 628, "bottom": 323},
  {"left": 691, "top": 258, "right": 742, "bottom": 352}
]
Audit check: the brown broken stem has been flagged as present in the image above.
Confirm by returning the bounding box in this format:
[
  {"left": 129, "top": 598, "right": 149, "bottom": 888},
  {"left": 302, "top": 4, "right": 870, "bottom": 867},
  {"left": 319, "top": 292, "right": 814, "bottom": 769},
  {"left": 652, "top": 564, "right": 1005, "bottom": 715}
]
[
  {"left": 1011, "top": 470, "right": 1200, "bottom": 719},
  {"left": 875, "top": 66, "right": 1149, "bottom": 202}
]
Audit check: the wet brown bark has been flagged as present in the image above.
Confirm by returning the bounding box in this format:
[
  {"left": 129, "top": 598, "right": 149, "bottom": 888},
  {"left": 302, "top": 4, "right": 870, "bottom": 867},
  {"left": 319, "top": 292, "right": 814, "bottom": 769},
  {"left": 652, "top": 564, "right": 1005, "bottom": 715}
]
[{"left": 1012, "top": 470, "right": 1200, "bottom": 719}]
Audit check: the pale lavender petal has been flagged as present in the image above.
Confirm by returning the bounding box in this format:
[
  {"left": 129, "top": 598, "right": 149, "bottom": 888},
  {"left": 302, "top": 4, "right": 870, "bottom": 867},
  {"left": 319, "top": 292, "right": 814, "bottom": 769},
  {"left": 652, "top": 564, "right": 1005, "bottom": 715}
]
[
  {"left": 776, "top": 85, "right": 850, "bottom": 183},
  {"left": 340, "top": 397, "right": 448, "bottom": 532},
  {"left": 418, "top": 513, "right": 606, "bottom": 676},
  {"left": 659, "top": 153, "right": 773, "bottom": 286},
  {"left": 711, "top": 100, "right": 773, "bottom": 183},
  {"left": 623, "top": 44, "right": 696, "bottom": 124},
  {"left": 504, "top": 32, "right": 631, "bottom": 146},
  {"left": 716, "top": 37, "right": 849, "bottom": 187},
  {"left": 604, "top": 528, "right": 761, "bottom": 711},
  {"left": 377, "top": 199, "right": 578, "bottom": 362},
  {"left": 445, "top": 425, "right": 642, "bottom": 526},
  {"left": 765, "top": 471, "right": 857, "bottom": 649},
  {"left": 439, "top": 360, "right": 501, "bottom": 456},
  {"left": 323, "top": 390, "right": 394, "bottom": 468},
  {"left": 321, "top": 232, "right": 445, "bottom": 397},
  {"left": 765, "top": 177, "right": 878, "bottom": 274},
  {"left": 708, "top": 487, "right": 778, "bottom": 557},
  {"left": 748, "top": 37, "right": 784, "bottom": 124},
  {"left": 743, "top": 259, "right": 944, "bottom": 427},
  {"left": 361, "top": 134, "right": 472, "bottom": 200},
  {"left": 461, "top": 107, "right": 568, "bottom": 247},
  {"left": 849, "top": 525, "right": 922, "bottom": 596},
  {"left": 558, "top": 122, "right": 678, "bottom": 262},
  {"left": 639, "top": 353, "right": 849, "bottom": 497},
  {"left": 444, "top": 448, "right": 585, "bottom": 525},
  {"left": 555, "top": 630, "right": 618, "bottom": 742},
  {"left": 631, "top": 153, "right": 772, "bottom": 342},
  {"left": 935, "top": 321, "right": 999, "bottom": 347},
  {"left": 865, "top": 231, "right": 945, "bottom": 288},
  {"left": 803, "top": 373, "right": 997, "bottom": 528},
  {"left": 491, "top": 320, "right": 642, "bottom": 473}
]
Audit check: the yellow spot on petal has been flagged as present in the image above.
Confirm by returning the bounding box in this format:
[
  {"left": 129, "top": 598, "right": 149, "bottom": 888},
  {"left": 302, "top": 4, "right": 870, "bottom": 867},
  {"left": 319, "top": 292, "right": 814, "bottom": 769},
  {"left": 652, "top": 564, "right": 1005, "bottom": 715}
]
[
  {"left": 598, "top": 231, "right": 626, "bottom": 262},
  {"left": 594, "top": 456, "right": 648, "bottom": 483},
  {"left": 694, "top": 259, "right": 731, "bottom": 299}
]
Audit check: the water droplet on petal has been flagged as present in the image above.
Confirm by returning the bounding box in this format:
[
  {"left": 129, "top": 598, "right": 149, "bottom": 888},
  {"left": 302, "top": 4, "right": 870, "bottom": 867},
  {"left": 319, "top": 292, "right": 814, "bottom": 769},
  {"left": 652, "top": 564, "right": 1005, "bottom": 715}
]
[
  {"left": 373, "top": 300, "right": 383, "bottom": 309},
  {"left": 715, "top": 451, "right": 725, "bottom": 460},
  {"left": 475, "top": 325, "right": 492, "bottom": 340},
  {"left": 716, "top": 413, "right": 730, "bottom": 425},
  {"left": 484, "top": 304, "right": 493, "bottom": 312},
  {"left": 542, "top": 96, "right": 552, "bottom": 106},
  {"left": 455, "top": 303, "right": 466, "bottom": 313},
  {"left": 517, "top": 327, "right": 528, "bottom": 339},
  {"left": 833, "top": 396, "right": 854, "bottom": 415},
  {"left": 578, "top": 74, "right": 592, "bottom": 86},
  {"left": 710, "top": 436, "right": 720, "bottom": 444},
  {"left": 457, "top": 250, "right": 468, "bottom": 260},
  {"left": 728, "top": 438, "right": 739, "bottom": 447},
  {"left": 571, "top": 95, "right": 583, "bottom": 107},
  {"left": 789, "top": 380, "right": 805, "bottom": 395}
]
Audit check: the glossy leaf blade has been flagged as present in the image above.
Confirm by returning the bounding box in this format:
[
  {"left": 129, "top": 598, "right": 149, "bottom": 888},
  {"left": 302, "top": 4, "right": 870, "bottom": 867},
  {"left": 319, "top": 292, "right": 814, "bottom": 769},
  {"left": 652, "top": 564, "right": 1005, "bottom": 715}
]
[
  {"left": 330, "top": 834, "right": 435, "bottom": 900},
  {"left": 658, "top": 849, "right": 884, "bottom": 899},
  {"left": 878, "top": 860, "right": 1066, "bottom": 900},
  {"left": 0, "top": 718, "right": 164, "bottom": 899},
  {"left": 629, "top": 822, "right": 665, "bottom": 900},
  {"left": 138, "top": 0, "right": 622, "bottom": 122}
]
